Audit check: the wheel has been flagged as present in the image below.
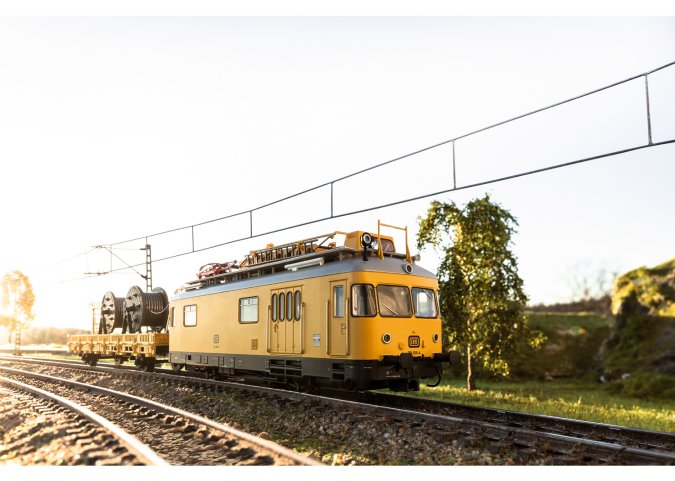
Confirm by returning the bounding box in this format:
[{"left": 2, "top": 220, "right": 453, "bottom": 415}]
[
  {"left": 88, "top": 356, "right": 98, "bottom": 367},
  {"left": 171, "top": 363, "right": 182, "bottom": 372},
  {"left": 139, "top": 357, "right": 155, "bottom": 372},
  {"left": 114, "top": 356, "right": 125, "bottom": 367}
]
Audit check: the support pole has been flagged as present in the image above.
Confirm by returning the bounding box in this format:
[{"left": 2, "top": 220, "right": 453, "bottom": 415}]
[
  {"left": 13, "top": 321, "right": 21, "bottom": 356},
  {"left": 144, "top": 244, "right": 152, "bottom": 292}
]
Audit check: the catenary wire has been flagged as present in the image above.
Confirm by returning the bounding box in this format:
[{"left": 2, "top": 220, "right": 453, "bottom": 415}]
[
  {"left": 30, "top": 59, "right": 675, "bottom": 283},
  {"left": 106, "top": 59, "right": 675, "bottom": 248}
]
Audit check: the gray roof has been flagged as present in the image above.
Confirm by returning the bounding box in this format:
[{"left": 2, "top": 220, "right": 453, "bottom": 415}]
[{"left": 174, "top": 255, "right": 436, "bottom": 301}]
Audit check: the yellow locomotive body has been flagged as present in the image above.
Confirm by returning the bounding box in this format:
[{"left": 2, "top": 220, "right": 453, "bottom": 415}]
[{"left": 168, "top": 227, "right": 459, "bottom": 391}]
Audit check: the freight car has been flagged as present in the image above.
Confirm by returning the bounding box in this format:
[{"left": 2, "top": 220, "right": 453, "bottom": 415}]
[
  {"left": 69, "top": 222, "right": 460, "bottom": 391},
  {"left": 68, "top": 287, "right": 171, "bottom": 370}
]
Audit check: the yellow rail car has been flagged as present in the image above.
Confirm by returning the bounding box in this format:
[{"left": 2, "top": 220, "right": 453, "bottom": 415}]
[
  {"left": 68, "top": 332, "right": 169, "bottom": 371},
  {"left": 168, "top": 224, "right": 460, "bottom": 391}
]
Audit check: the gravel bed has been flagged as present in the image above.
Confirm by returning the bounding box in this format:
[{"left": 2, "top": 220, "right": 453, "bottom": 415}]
[
  {"left": 0, "top": 360, "right": 579, "bottom": 465},
  {"left": 0, "top": 369, "right": 308, "bottom": 466},
  {"left": 0, "top": 383, "right": 139, "bottom": 465}
]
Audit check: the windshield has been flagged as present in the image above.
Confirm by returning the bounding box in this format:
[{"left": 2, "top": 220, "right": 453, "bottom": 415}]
[
  {"left": 372, "top": 238, "right": 395, "bottom": 253},
  {"left": 376, "top": 285, "right": 412, "bottom": 317},
  {"left": 412, "top": 288, "right": 438, "bottom": 318},
  {"left": 352, "top": 284, "right": 377, "bottom": 317}
]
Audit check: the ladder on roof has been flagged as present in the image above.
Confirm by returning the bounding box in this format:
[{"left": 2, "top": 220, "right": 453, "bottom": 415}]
[{"left": 242, "top": 232, "right": 341, "bottom": 267}]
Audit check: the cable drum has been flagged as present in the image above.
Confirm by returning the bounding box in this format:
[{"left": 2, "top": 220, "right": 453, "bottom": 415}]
[
  {"left": 124, "top": 285, "right": 169, "bottom": 333},
  {"left": 100, "top": 291, "right": 124, "bottom": 334}
]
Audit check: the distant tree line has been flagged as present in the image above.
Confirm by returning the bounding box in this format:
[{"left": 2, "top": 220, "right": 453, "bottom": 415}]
[
  {"left": 528, "top": 295, "right": 611, "bottom": 315},
  {"left": 19, "top": 327, "right": 88, "bottom": 346}
]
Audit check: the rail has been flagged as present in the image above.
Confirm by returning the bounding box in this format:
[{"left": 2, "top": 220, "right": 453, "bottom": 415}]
[{"left": 0, "top": 374, "right": 167, "bottom": 466}]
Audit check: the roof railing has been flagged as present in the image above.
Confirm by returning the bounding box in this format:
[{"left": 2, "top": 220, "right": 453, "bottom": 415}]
[{"left": 377, "top": 220, "right": 411, "bottom": 263}]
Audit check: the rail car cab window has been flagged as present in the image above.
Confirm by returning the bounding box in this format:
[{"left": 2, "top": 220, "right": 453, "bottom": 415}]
[
  {"left": 351, "top": 284, "right": 377, "bottom": 317},
  {"left": 372, "top": 238, "right": 395, "bottom": 254},
  {"left": 184, "top": 304, "right": 197, "bottom": 327},
  {"left": 169, "top": 307, "right": 175, "bottom": 327},
  {"left": 377, "top": 285, "right": 412, "bottom": 318},
  {"left": 294, "top": 291, "right": 301, "bottom": 320},
  {"left": 271, "top": 293, "right": 277, "bottom": 321},
  {"left": 333, "top": 285, "right": 344, "bottom": 317},
  {"left": 286, "top": 292, "right": 293, "bottom": 320},
  {"left": 239, "top": 296, "right": 258, "bottom": 324},
  {"left": 279, "top": 292, "right": 286, "bottom": 321},
  {"left": 412, "top": 288, "right": 438, "bottom": 318}
]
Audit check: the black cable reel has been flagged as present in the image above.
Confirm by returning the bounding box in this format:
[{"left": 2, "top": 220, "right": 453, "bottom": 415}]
[
  {"left": 123, "top": 285, "right": 169, "bottom": 333},
  {"left": 99, "top": 291, "right": 124, "bottom": 334}
]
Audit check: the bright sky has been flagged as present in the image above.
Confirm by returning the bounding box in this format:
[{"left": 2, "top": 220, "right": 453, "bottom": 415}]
[{"left": 0, "top": 16, "right": 674, "bottom": 330}]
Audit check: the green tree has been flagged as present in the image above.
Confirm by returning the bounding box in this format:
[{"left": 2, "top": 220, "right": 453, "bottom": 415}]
[
  {"left": 1, "top": 271, "right": 35, "bottom": 342},
  {"left": 417, "top": 195, "right": 543, "bottom": 390}
]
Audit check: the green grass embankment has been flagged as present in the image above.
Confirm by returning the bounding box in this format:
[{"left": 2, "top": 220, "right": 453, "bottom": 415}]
[
  {"left": 408, "top": 312, "right": 673, "bottom": 432},
  {"left": 408, "top": 378, "right": 675, "bottom": 433}
]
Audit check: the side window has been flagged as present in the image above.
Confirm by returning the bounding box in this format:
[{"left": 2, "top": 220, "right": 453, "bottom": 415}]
[
  {"left": 333, "top": 285, "right": 344, "bottom": 318},
  {"left": 294, "top": 290, "right": 301, "bottom": 320},
  {"left": 184, "top": 304, "right": 197, "bottom": 327},
  {"left": 279, "top": 292, "right": 286, "bottom": 321},
  {"left": 286, "top": 291, "right": 293, "bottom": 320},
  {"left": 239, "top": 296, "right": 259, "bottom": 324},
  {"left": 169, "top": 306, "right": 175, "bottom": 327},
  {"left": 271, "top": 293, "right": 277, "bottom": 321}
]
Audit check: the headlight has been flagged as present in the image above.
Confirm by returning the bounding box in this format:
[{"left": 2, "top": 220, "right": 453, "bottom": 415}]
[
  {"left": 382, "top": 333, "right": 392, "bottom": 344},
  {"left": 433, "top": 333, "right": 439, "bottom": 343}
]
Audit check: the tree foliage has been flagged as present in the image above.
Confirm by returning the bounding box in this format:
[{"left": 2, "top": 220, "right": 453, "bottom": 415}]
[
  {"left": 417, "top": 195, "right": 543, "bottom": 390},
  {"left": 1, "top": 271, "right": 35, "bottom": 337}
]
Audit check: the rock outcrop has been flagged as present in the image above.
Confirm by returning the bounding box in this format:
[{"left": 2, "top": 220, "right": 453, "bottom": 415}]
[{"left": 596, "top": 258, "right": 675, "bottom": 396}]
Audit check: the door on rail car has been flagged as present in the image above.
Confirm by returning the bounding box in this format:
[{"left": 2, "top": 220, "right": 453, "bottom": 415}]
[
  {"left": 269, "top": 290, "right": 286, "bottom": 353},
  {"left": 288, "top": 287, "right": 303, "bottom": 355},
  {"left": 269, "top": 287, "right": 303, "bottom": 354},
  {"left": 328, "top": 280, "right": 348, "bottom": 356}
]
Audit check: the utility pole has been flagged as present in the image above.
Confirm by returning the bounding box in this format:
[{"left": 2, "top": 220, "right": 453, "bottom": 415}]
[
  {"left": 13, "top": 321, "right": 21, "bottom": 356},
  {"left": 142, "top": 243, "right": 152, "bottom": 292},
  {"left": 87, "top": 243, "right": 153, "bottom": 292},
  {"left": 89, "top": 302, "right": 101, "bottom": 334}
]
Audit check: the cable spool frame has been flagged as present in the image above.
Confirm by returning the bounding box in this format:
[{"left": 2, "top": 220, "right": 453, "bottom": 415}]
[
  {"left": 99, "top": 292, "right": 124, "bottom": 334},
  {"left": 123, "top": 286, "right": 170, "bottom": 333}
]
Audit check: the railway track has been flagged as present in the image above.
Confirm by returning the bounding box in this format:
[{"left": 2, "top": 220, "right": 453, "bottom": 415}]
[
  {"left": 0, "top": 364, "right": 320, "bottom": 466},
  {"left": 2, "top": 355, "right": 674, "bottom": 465},
  {"left": 0, "top": 375, "right": 166, "bottom": 465},
  {"left": 339, "top": 390, "right": 675, "bottom": 453}
]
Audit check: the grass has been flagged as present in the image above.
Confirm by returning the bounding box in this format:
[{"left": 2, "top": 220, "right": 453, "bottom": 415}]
[{"left": 404, "top": 377, "right": 675, "bottom": 433}]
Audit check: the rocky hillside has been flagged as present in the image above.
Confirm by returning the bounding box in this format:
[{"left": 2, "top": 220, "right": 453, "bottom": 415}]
[{"left": 597, "top": 258, "right": 675, "bottom": 398}]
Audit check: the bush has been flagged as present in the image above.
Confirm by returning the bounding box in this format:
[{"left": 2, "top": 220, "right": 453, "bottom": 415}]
[
  {"left": 510, "top": 312, "right": 612, "bottom": 380},
  {"left": 607, "top": 373, "right": 675, "bottom": 400}
]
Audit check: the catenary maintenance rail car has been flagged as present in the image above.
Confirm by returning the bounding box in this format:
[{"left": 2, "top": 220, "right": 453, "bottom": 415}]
[{"left": 69, "top": 224, "right": 460, "bottom": 391}]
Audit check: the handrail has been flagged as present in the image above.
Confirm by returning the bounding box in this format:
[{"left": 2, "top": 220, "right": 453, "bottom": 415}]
[
  {"left": 325, "top": 299, "right": 330, "bottom": 355},
  {"left": 266, "top": 305, "right": 271, "bottom": 353},
  {"left": 300, "top": 301, "right": 305, "bottom": 354},
  {"left": 377, "top": 220, "right": 412, "bottom": 263},
  {"left": 345, "top": 297, "right": 350, "bottom": 356}
]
